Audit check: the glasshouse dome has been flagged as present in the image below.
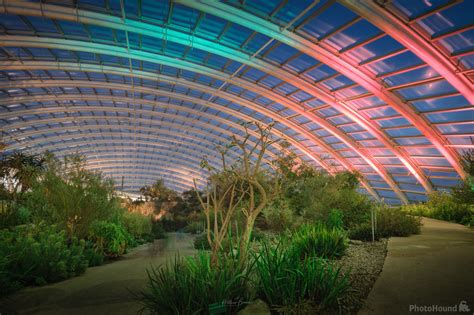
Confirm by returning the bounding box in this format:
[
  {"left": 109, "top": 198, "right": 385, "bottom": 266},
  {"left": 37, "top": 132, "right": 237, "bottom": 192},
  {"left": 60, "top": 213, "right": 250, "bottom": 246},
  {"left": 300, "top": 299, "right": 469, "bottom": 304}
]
[{"left": 0, "top": 0, "right": 473, "bottom": 314}]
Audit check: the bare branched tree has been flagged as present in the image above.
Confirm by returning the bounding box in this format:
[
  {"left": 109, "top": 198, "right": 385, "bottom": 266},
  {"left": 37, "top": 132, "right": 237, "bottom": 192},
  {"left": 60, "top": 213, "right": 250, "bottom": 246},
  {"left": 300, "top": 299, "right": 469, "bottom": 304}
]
[{"left": 194, "top": 121, "right": 278, "bottom": 263}]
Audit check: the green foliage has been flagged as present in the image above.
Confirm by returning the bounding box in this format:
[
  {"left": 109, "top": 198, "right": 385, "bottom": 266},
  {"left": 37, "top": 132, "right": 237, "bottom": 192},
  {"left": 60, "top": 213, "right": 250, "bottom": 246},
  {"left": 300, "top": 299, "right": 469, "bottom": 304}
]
[
  {"left": 194, "top": 232, "right": 212, "bottom": 250},
  {"left": 326, "top": 209, "right": 344, "bottom": 230},
  {"left": 400, "top": 203, "right": 432, "bottom": 217},
  {"left": 161, "top": 217, "right": 187, "bottom": 232},
  {"left": 261, "top": 198, "right": 295, "bottom": 232},
  {"left": 83, "top": 241, "right": 105, "bottom": 267},
  {"left": 0, "top": 152, "right": 45, "bottom": 200},
  {"left": 88, "top": 221, "right": 133, "bottom": 258},
  {"left": 151, "top": 221, "right": 167, "bottom": 239},
  {"left": 349, "top": 206, "right": 421, "bottom": 241},
  {"left": 289, "top": 223, "right": 348, "bottom": 260},
  {"left": 252, "top": 238, "right": 349, "bottom": 312},
  {"left": 0, "top": 203, "right": 30, "bottom": 229},
  {"left": 139, "top": 179, "right": 177, "bottom": 202},
  {"left": 183, "top": 220, "right": 205, "bottom": 234},
  {"left": 427, "top": 191, "right": 472, "bottom": 225},
  {"left": 122, "top": 211, "right": 153, "bottom": 243},
  {"left": 285, "top": 171, "right": 372, "bottom": 229},
  {"left": 25, "top": 154, "right": 124, "bottom": 238},
  {"left": 347, "top": 222, "right": 375, "bottom": 242},
  {"left": 0, "top": 223, "right": 88, "bottom": 295},
  {"left": 138, "top": 251, "right": 253, "bottom": 314}
]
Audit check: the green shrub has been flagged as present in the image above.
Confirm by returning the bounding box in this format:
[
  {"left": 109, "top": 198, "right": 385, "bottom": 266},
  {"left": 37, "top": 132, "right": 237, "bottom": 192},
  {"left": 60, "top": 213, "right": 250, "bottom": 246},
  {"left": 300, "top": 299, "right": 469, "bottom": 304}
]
[
  {"left": 0, "top": 223, "right": 88, "bottom": 295},
  {"left": 160, "top": 217, "right": 187, "bottom": 232},
  {"left": 138, "top": 251, "right": 253, "bottom": 314},
  {"left": 326, "top": 209, "right": 344, "bottom": 230},
  {"left": 83, "top": 241, "right": 105, "bottom": 267},
  {"left": 289, "top": 223, "right": 348, "bottom": 259},
  {"left": 122, "top": 212, "right": 153, "bottom": 242},
  {"left": 349, "top": 206, "right": 421, "bottom": 241},
  {"left": 25, "top": 154, "right": 124, "bottom": 239},
  {"left": 262, "top": 198, "right": 295, "bottom": 232},
  {"left": 183, "top": 221, "right": 205, "bottom": 234},
  {"left": 427, "top": 191, "right": 472, "bottom": 225},
  {"left": 400, "top": 203, "right": 431, "bottom": 217},
  {"left": 253, "top": 238, "right": 349, "bottom": 312},
  {"left": 0, "top": 203, "right": 30, "bottom": 229},
  {"left": 377, "top": 206, "right": 421, "bottom": 237},
  {"left": 348, "top": 222, "right": 377, "bottom": 241},
  {"left": 151, "top": 220, "right": 167, "bottom": 239},
  {"left": 193, "top": 229, "right": 265, "bottom": 251},
  {"left": 88, "top": 221, "right": 132, "bottom": 258},
  {"left": 194, "top": 232, "right": 212, "bottom": 250},
  {"left": 286, "top": 171, "right": 372, "bottom": 229}
]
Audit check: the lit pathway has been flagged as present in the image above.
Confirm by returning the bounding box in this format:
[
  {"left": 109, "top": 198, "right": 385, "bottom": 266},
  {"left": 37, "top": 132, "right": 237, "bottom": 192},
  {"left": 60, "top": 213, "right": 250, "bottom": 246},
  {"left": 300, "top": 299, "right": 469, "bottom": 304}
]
[
  {"left": 0, "top": 233, "right": 196, "bottom": 315},
  {"left": 361, "top": 217, "right": 474, "bottom": 314}
]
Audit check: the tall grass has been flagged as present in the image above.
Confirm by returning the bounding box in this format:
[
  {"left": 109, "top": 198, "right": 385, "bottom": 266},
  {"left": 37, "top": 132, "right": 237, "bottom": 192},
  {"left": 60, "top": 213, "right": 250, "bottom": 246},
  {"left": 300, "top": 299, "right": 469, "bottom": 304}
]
[
  {"left": 290, "top": 223, "right": 348, "bottom": 259},
  {"left": 252, "top": 238, "right": 349, "bottom": 312},
  {"left": 138, "top": 250, "right": 254, "bottom": 314}
]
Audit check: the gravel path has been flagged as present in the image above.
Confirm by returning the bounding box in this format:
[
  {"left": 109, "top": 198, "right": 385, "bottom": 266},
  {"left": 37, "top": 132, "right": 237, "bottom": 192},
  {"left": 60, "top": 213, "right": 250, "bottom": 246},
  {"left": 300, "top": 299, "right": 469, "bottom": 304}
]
[{"left": 333, "top": 239, "right": 388, "bottom": 313}]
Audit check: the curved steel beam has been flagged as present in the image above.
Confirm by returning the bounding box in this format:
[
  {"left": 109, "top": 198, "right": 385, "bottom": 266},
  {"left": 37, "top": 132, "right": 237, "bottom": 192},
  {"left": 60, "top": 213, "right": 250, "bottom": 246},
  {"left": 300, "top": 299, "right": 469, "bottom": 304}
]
[
  {"left": 54, "top": 150, "right": 210, "bottom": 177},
  {"left": 0, "top": 61, "right": 410, "bottom": 198},
  {"left": 4, "top": 125, "right": 246, "bottom": 166},
  {"left": 38, "top": 142, "right": 231, "bottom": 175},
  {"left": 0, "top": 36, "right": 431, "bottom": 197},
  {"left": 102, "top": 173, "right": 197, "bottom": 190},
  {"left": 10, "top": 136, "right": 246, "bottom": 172},
  {"left": 175, "top": 0, "right": 465, "bottom": 179},
  {"left": 0, "top": 93, "right": 342, "bottom": 174},
  {"left": 339, "top": 0, "right": 473, "bottom": 105},
  {"left": 89, "top": 164, "right": 203, "bottom": 182},
  {"left": 0, "top": 81, "right": 388, "bottom": 200},
  {"left": 3, "top": 114, "right": 279, "bottom": 167},
  {"left": 104, "top": 173, "right": 195, "bottom": 191},
  {"left": 90, "top": 166, "right": 203, "bottom": 187},
  {"left": 99, "top": 168, "right": 201, "bottom": 186}
]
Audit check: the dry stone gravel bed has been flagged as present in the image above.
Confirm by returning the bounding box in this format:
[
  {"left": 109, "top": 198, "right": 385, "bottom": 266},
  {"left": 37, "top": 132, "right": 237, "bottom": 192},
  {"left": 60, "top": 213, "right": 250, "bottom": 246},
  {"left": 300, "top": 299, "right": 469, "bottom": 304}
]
[{"left": 333, "top": 239, "right": 388, "bottom": 313}]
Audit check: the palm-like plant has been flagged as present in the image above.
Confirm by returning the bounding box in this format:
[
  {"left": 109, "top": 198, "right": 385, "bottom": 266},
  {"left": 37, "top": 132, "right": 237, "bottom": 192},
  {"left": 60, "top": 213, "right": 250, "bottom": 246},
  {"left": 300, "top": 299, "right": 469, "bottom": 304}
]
[{"left": 0, "top": 152, "right": 45, "bottom": 199}]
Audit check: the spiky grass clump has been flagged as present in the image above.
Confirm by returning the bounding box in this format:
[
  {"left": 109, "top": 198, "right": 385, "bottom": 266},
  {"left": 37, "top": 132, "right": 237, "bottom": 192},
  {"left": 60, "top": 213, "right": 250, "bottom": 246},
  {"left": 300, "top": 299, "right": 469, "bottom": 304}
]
[
  {"left": 138, "top": 250, "right": 253, "bottom": 314},
  {"left": 290, "top": 223, "right": 348, "bottom": 260},
  {"left": 253, "top": 238, "right": 349, "bottom": 313}
]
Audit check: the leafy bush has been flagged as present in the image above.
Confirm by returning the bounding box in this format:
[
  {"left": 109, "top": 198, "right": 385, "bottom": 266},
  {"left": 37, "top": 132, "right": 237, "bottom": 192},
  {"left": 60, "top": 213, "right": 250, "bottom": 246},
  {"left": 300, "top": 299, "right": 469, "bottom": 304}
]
[
  {"left": 193, "top": 228, "right": 266, "bottom": 251},
  {"left": 0, "top": 223, "right": 88, "bottom": 295},
  {"left": 88, "top": 221, "right": 133, "bottom": 258},
  {"left": 253, "top": 238, "right": 349, "bottom": 312},
  {"left": 184, "top": 221, "right": 205, "bottom": 234},
  {"left": 122, "top": 211, "right": 153, "bottom": 242},
  {"left": 25, "top": 155, "right": 124, "bottom": 238},
  {"left": 160, "top": 217, "right": 187, "bottom": 232},
  {"left": 400, "top": 203, "right": 431, "bottom": 217},
  {"left": 83, "top": 241, "right": 105, "bottom": 267},
  {"left": 0, "top": 203, "right": 30, "bottom": 229},
  {"left": 289, "top": 223, "right": 348, "bottom": 259},
  {"left": 349, "top": 206, "right": 421, "bottom": 241},
  {"left": 194, "top": 232, "right": 212, "bottom": 250},
  {"left": 326, "top": 209, "right": 344, "bottom": 230},
  {"left": 262, "top": 198, "right": 295, "bottom": 232},
  {"left": 427, "top": 191, "right": 472, "bottom": 225},
  {"left": 348, "top": 222, "right": 375, "bottom": 241},
  {"left": 151, "top": 221, "right": 166, "bottom": 239},
  {"left": 138, "top": 251, "right": 253, "bottom": 314}
]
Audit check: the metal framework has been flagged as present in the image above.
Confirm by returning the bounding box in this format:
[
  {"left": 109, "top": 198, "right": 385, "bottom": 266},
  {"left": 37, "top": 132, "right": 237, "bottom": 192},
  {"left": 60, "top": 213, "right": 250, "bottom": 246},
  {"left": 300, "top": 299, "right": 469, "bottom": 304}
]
[{"left": 1, "top": 0, "right": 472, "bottom": 202}]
